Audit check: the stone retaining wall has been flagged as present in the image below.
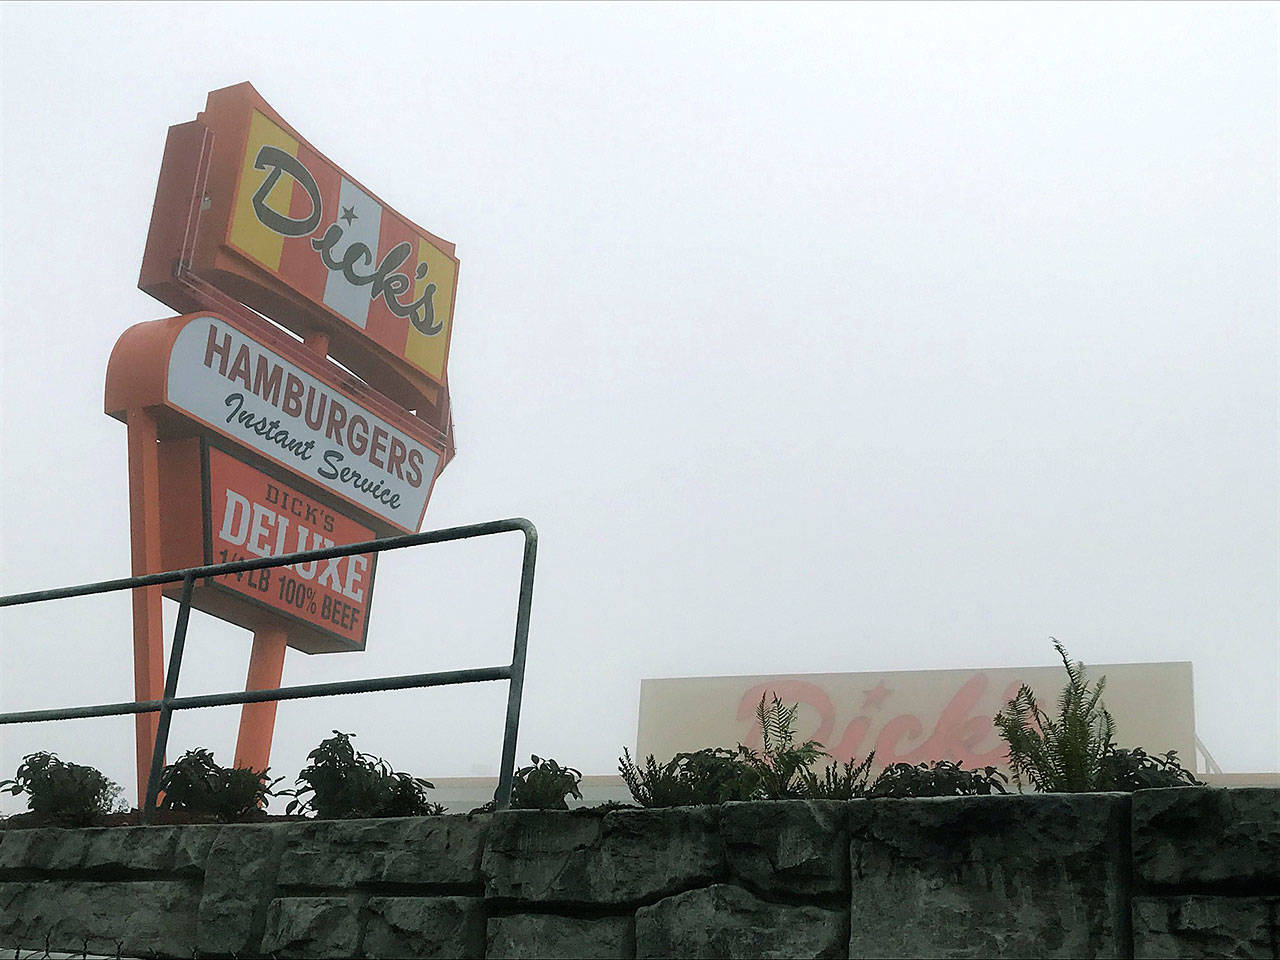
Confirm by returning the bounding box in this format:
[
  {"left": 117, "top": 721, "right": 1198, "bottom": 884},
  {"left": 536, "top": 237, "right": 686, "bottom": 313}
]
[{"left": 0, "top": 788, "right": 1276, "bottom": 958}]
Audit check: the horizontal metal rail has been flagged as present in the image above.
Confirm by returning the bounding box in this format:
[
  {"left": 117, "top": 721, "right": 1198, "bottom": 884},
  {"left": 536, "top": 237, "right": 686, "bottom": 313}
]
[
  {"left": 0, "top": 517, "right": 537, "bottom": 819},
  {"left": 0, "top": 666, "right": 514, "bottom": 724},
  {"left": 0, "top": 519, "right": 531, "bottom": 607}
]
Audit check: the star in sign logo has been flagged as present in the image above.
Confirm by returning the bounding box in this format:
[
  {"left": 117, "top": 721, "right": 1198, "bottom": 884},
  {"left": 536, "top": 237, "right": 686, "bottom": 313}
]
[
  {"left": 860, "top": 682, "right": 892, "bottom": 710},
  {"left": 340, "top": 205, "right": 358, "bottom": 225}
]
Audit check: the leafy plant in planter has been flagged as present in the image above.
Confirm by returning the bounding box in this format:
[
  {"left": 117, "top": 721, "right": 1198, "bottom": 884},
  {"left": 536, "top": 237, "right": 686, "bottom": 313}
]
[
  {"left": 509, "top": 755, "right": 584, "bottom": 810},
  {"left": 678, "top": 747, "right": 761, "bottom": 803},
  {"left": 285, "top": 731, "right": 443, "bottom": 819},
  {"left": 619, "top": 747, "right": 760, "bottom": 807},
  {"left": 621, "top": 693, "right": 857, "bottom": 806},
  {"left": 993, "top": 638, "right": 1116, "bottom": 792},
  {"left": 156, "top": 748, "right": 281, "bottom": 822},
  {"left": 739, "top": 693, "right": 828, "bottom": 799},
  {"left": 1099, "top": 747, "right": 1201, "bottom": 791},
  {"left": 869, "top": 760, "right": 1009, "bottom": 798},
  {"left": 800, "top": 755, "right": 877, "bottom": 799},
  {"left": 994, "top": 638, "right": 1204, "bottom": 793},
  {"left": 0, "top": 752, "right": 125, "bottom": 826}
]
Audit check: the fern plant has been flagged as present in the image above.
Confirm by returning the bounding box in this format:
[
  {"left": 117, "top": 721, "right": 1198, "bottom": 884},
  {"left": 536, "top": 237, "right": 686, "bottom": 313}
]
[
  {"left": 740, "top": 693, "right": 828, "bottom": 799},
  {"left": 994, "top": 638, "right": 1116, "bottom": 792},
  {"left": 621, "top": 694, "right": 859, "bottom": 805},
  {"left": 618, "top": 750, "right": 685, "bottom": 807}
]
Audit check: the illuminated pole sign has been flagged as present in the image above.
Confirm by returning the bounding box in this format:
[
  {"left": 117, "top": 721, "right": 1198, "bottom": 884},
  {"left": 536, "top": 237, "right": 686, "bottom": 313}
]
[{"left": 106, "top": 83, "right": 459, "bottom": 796}]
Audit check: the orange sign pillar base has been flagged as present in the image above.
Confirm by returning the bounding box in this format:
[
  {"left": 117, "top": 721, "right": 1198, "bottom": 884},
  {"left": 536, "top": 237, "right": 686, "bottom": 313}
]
[
  {"left": 233, "top": 626, "right": 288, "bottom": 773},
  {"left": 126, "top": 410, "right": 167, "bottom": 804}
]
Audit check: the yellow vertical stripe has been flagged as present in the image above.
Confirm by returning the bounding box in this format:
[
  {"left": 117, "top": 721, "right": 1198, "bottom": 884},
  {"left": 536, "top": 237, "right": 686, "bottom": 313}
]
[
  {"left": 403, "top": 237, "right": 456, "bottom": 381},
  {"left": 228, "top": 111, "right": 299, "bottom": 272}
]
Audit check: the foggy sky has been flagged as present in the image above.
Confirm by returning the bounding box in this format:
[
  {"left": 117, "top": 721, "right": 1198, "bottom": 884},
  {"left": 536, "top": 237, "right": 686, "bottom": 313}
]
[{"left": 1, "top": 2, "right": 1276, "bottom": 811}]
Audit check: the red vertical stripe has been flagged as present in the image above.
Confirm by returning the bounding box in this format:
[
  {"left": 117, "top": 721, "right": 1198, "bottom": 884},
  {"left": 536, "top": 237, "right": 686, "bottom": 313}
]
[{"left": 278, "top": 143, "right": 341, "bottom": 307}]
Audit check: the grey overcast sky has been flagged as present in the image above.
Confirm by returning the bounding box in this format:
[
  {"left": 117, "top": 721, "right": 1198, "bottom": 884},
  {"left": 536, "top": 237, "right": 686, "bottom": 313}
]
[{"left": 1, "top": 2, "right": 1277, "bottom": 808}]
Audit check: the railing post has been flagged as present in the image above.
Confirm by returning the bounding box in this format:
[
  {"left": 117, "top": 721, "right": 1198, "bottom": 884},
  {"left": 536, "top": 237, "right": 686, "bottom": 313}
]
[
  {"left": 494, "top": 523, "right": 537, "bottom": 810},
  {"left": 142, "top": 573, "right": 195, "bottom": 823}
]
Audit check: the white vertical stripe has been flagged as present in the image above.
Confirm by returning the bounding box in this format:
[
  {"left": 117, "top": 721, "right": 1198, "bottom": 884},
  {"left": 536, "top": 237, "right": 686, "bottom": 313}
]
[{"left": 322, "top": 178, "right": 383, "bottom": 329}]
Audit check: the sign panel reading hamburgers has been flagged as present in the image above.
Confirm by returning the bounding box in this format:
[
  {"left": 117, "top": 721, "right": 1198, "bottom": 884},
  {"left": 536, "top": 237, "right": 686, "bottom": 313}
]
[{"left": 169, "top": 314, "right": 440, "bottom": 531}]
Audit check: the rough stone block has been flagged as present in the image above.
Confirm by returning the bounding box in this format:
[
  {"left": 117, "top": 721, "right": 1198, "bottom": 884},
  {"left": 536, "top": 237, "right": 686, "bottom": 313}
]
[
  {"left": 0, "top": 824, "right": 219, "bottom": 876},
  {"left": 0, "top": 879, "right": 200, "bottom": 957},
  {"left": 481, "top": 811, "right": 602, "bottom": 902},
  {"left": 0, "top": 828, "right": 77, "bottom": 872},
  {"left": 848, "top": 794, "right": 1129, "bottom": 959},
  {"left": 636, "top": 883, "right": 845, "bottom": 959},
  {"left": 482, "top": 808, "right": 724, "bottom": 904},
  {"left": 487, "top": 914, "right": 633, "bottom": 959},
  {"left": 1133, "top": 896, "right": 1279, "bottom": 959},
  {"left": 79, "top": 826, "right": 176, "bottom": 873},
  {"left": 173, "top": 824, "right": 223, "bottom": 873},
  {"left": 84, "top": 824, "right": 220, "bottom": 874},
  {"left": 722, "top": 800, "right": 849, "bottom": 896},
  {"left": 1133, "top": 788, "right": 1280, "bottom": 888},
  {"left": 278, "top": 814, "right": 488, "bottom": 888},
  {"left": 261, "top": 896, "right": 360, "bottom": 959},
  {"left": 0, "top": 824, "right": 220, "bottom": 885},
  {"left": 364, "top": 896, "right": 485, "bottom": 958},
  {"left": 197, "top": 825, "right": 281, "bottom": 956}
]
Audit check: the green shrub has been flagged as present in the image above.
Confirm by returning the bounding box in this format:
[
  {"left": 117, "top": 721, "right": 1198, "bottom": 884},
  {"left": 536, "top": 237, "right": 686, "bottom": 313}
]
[
  {"left": 510, "top": 755, "right": 583, "bottom": 810},
  {"left": 617, "top": 751, "right": 683, "bottom": 807},
  {"left": 677, "top": 747, "right": 761, "bottom": 802},
  {"left": 620, "top": 693, "right": 857, "bottom": 806},
  {"left": 869, "top": 760, "right": 1009, "bottom": 798},
  {"left": 156, "top": 748, "right": 280, "bottom": 822},
  {"left": 0, "top": 752, "right": 124, "bottom": 825},
  {"left": 800, "top": 755, "right": 877, "bottom": 799},
  {"left": 619, "top": 747, "right": 760, "bottom": 807},
  {"left": 1099, "top": 747, "right": 1202, "bottom": 791},
  {"left": 285, "top": 731, "right": 443, "bottom": 819},
  {"left": 625, "top": 693, "right": 1038, "bottom": 806}
]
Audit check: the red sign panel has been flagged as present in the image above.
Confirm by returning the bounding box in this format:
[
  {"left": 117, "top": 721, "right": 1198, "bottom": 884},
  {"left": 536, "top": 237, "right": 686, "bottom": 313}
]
[{"left": 206, "top": 446, "right": 376, "bottom": 650}]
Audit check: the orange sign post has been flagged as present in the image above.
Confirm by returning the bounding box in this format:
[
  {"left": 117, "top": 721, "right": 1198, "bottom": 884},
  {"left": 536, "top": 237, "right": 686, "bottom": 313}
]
[{"left": 107, "top": 83, "right": 459, "bottom": 797}]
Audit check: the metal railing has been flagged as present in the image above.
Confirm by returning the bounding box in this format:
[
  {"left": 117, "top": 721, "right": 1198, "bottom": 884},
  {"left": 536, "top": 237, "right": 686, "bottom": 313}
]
[
  {"left": 0, "top": 517, "right": 536, "bottom": 820},
  {"left": 1195, "top": 735, "right": 1223, "bottom": 776}
]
